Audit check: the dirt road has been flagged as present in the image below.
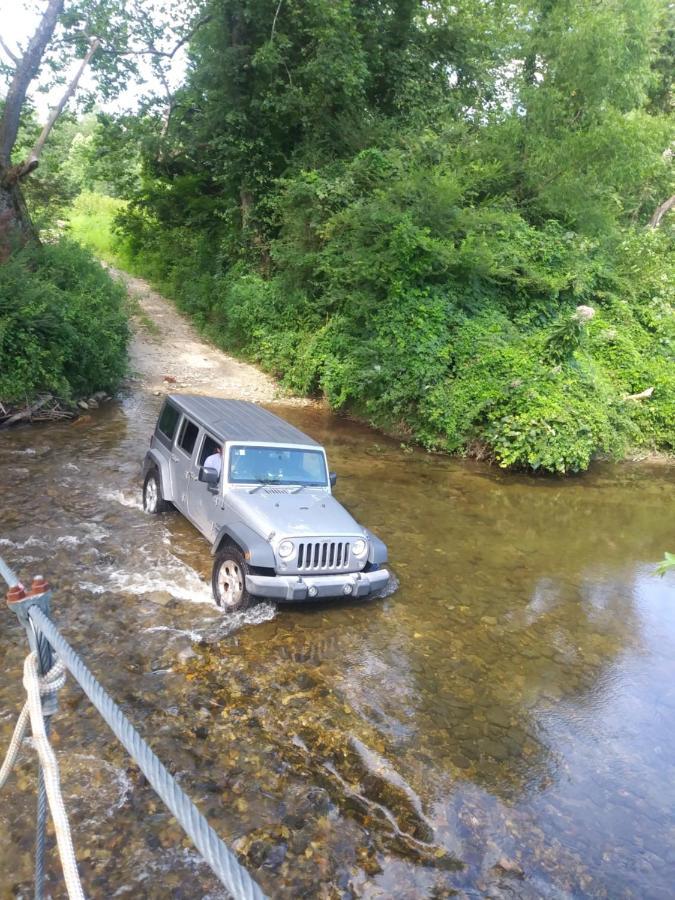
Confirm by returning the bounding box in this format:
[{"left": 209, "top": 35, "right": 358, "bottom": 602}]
[{"left": 111, "top": 267, "right": 310, "bottom": 405}]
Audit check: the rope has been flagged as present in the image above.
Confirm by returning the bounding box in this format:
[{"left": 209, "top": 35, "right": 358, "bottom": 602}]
[
  {"left": 0, "top": 654, "right": 84, "bottom": 899},
  {"left": 28, "top": 606, "right": 267, "bottom": 900},
  {"left": 23, "top": 654, "right": 84, "bottom": 900},
  {"left": 0, "top": 703, "right": 29, "bottom": 789}
]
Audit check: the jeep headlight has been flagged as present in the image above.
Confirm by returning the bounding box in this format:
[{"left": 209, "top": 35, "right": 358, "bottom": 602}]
[
  {"left": 278, "top": 540, "right": 295, "bottom": 559},
  {"left": 352, "top": 539, "right": 368, "bottom": 557}
]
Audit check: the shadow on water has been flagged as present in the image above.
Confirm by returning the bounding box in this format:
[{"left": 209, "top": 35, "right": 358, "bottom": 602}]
[{"left": 0, "top": 394, "right": 674, "bottom": 897}]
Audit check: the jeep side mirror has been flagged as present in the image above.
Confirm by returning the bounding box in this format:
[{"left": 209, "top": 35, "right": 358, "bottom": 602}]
[
  {"left": 199, "top": 466, "right": 220, "bottom": 485},
  {"left": 329, "top": 472, "right": 337, "bottom": 487}
]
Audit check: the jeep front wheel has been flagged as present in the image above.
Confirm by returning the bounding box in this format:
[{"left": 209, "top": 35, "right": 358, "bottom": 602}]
[
  {"left": 143, "top": 469, "right": 169, "bottom": 514},
  {"left": 212, "top": 547, "right": 253, "bottom": 611}
]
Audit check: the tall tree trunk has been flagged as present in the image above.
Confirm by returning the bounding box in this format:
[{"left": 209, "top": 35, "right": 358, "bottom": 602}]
[
  {"left": 0, "top": 0, "right": 63, "bottom": 259},
  {"left": 0, "top": 170, "right": 37, "bottom": 261}
]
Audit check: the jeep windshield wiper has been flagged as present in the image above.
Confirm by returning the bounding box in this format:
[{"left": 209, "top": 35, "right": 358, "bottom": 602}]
[
  {"left": 290, "top": 482, "right": 326, "bottom": 493},
  {"left": 248, "top": 479, "right": 283, "bottom": 494}
]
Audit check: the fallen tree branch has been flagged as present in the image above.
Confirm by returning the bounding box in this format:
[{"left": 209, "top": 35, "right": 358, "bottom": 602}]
[
  {"left": 648, "top": 194, "right": 675, "bottom": 228},
  {"left": 623, "top": 386, "right": 654, "bottom": 401}
]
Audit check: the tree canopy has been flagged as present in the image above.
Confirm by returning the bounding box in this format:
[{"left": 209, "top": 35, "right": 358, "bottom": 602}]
[{"left": 2, "top": 0, "right": 674, "bottom": 471}]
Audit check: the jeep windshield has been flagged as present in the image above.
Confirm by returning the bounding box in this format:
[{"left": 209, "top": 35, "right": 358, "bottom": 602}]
[{"left": 228, "top": 445, "right": 328, "bottom": 486}]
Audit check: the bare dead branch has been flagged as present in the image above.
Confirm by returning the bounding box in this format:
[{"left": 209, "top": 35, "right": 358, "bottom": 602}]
[
  {"left": 271, "top": 0, "right": 284, "bottom": 40},
  {"left": 0, "top": 0, "right": 64, "bottom": 166},
  {"left": 648, "top": 194, "right": 675, "bottom": 228},
  {"left": 17, "top": 38, "right": 101, "bottom": 178},
  {"left": 0, "top": 36, "right": 20, "bottom": 65}
]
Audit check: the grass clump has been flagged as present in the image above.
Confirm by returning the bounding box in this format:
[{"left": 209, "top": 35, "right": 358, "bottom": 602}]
[{"left": 67, "top": 192, "right": 132, "bottom": 268}]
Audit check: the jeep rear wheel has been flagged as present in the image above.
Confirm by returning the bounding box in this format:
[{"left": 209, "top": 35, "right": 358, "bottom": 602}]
[
  {"left": 143, "top": 470, "right": 170, "bottom": 514},
  {"left": 212, "top": 546, "right": 253, "bottom": 611}
]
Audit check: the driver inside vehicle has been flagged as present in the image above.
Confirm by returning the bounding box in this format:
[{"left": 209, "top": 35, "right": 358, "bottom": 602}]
[{"left": 203, "top": 443, "right": 223, "bottom": 477}]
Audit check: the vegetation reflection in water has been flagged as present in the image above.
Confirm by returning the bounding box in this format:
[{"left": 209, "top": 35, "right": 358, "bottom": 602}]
[{"left": 0, "top": 397, "right": 674, "bottom": 898}]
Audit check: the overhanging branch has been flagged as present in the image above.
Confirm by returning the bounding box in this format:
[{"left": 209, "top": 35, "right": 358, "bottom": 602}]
[
  {"left": 17, "top": 38, "right": 101, "bottom": 178},
  {"left": 97, "top": 14, "right": 212, "bottom": 61}
]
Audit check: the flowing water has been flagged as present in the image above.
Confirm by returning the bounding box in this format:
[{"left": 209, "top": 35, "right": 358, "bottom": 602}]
[{"left": 0, "top": 391, "right": 674, "bottom": 899}]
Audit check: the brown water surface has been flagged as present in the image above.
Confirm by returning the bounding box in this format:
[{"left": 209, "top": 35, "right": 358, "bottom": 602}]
[{"left": 1, "top": 393, "right": 674, "bottom": 898}]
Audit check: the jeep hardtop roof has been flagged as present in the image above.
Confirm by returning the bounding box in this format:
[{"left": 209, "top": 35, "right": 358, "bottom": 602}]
[{"left": 166, "top": 395, "right": 320, "bottom": 448}]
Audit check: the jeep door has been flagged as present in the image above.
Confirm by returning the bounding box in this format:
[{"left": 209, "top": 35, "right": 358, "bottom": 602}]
[
  {"left": 188, "top": 432, "right": 222, "bottom": 541},
  {"left": 171, "top": 415, "right": 200, "bottom": 514}
]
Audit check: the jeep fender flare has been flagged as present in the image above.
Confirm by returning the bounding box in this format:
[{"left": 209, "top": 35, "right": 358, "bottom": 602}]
[
  {"left": 365, "top": 530, "right": 388, "bottom": 566},
  {"left": 212, "top": 522, "right": 276, "bottom": 569},
  {"left": 142, "top": 450, "right": 173, "bottom": 502}
]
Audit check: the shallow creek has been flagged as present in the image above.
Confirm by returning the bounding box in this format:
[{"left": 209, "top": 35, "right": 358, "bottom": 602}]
[{"left": 0, "top": 392, "right": 674, "bottom": 899}]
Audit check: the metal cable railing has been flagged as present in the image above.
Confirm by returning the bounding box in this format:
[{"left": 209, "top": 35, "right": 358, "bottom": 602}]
[{"left": 1, "top": 556, "right": 266, "bottom": 900}]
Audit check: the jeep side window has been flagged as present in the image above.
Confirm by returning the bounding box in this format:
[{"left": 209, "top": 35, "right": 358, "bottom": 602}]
[
  {"left": 157, "top": 402, "right": 180, "bottom": 443},
  {"left": 177, "top": 418, "right": 199, "bottom": 457},
  {"left": 199, "top": 435, "right": 220, "bottom": 466}
]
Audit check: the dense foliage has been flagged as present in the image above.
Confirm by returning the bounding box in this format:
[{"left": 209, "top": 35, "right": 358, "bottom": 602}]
[
  {"left": 0, "top": 240, "right": 128, "bottom": 403},
  {"left": 98, "top": 1, "right": 675, "bottom": 469}
]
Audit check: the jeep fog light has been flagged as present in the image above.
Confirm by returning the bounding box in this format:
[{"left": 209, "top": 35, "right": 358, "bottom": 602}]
[
  {"left": 352, "top": 539, "right": 367, "bottom": 557},
  {"left": 308, "top": 586, "right": 318, "bottom": 597},
  {"left": 278, "top": 540, "right": 294, "bottom": 559},
  {"left": 343, "top": 584, "right": 353, "bottom": 595}
]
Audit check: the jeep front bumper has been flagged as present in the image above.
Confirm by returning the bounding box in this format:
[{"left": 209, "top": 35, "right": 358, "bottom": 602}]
[{"left": 245, "top": 568, "right": 390, "bottom": 602}]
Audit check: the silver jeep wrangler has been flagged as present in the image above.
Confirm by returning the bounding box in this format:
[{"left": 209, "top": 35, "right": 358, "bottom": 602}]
[{"left": 142, "top": 396, "right": 390, "bottom": 610}]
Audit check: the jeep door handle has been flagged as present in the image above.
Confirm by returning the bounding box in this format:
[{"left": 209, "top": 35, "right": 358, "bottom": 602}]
[
  {"left": 170, "top": 455, "right": 179, "bottom": 463},
  {"left": 186, "top": 472, "right": 196, "bottom": 480}
]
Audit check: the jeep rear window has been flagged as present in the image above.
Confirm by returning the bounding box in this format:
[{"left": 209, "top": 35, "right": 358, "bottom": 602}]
[
  {"left": 228, "top": 445, "right": 327, "bottom": 486},
  {"left": 177, "top": 419, "right": 199, "bottom": 456},
  {"left": 157, "top": 402, "right": 180, "bottom": 441}
]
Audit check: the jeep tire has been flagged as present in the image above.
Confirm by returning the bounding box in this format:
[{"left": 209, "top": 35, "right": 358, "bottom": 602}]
[
  {"left": 143, "top": 469, "right": 170, "bottom": 514},
  {"left": 212, "top": 546, "right": 253, "bottom": 611}
]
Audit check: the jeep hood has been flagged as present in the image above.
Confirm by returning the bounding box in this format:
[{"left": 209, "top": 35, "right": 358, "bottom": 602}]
[{"left": 225, "top": 489, "right": 363, "bottom": 539}]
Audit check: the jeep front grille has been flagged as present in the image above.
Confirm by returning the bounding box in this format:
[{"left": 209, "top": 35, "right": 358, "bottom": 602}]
[{"left": 296, "top": 540, "right": 351, "bottom": 572}]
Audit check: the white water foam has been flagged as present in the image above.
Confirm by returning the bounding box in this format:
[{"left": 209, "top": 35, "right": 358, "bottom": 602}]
[
  {"left": 80, "top": 522, "right": 110, "bottom": 543},
  {"left": 81, "top": 543, "right": 216, "bottom": 606},
  {"left": 7, "top": 448, "right": 37, "bottom": 457},
  {"left": 143, "top": 600, "right": 276, "bottom": 643},
  {"left": 115, "top": 847, "right": 227, "bottom": 898},
  {"left": 106, "top": 559, "right": 215, "bottom": 604},
  {"left": 52, "top": 523, "right": 109, "bottom": 549},
  {"left": 377, "top": 571, "right": 400, "bottom": 599},
  {"left": 60, "top": 753, "right": 133, "bottom": 828},
  {"left": 0, "top": 536, "right": 47, "bottom": 549},
  {"left": 144, "top": 624, "right": 204, "bottom": 642},
  {"left": 100, "top": 488, "right": 144, "bottom": 511}
]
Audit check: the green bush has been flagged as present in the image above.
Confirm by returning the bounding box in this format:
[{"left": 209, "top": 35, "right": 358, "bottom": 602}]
[
  {"left": 0, "top": 240, "right": 129, "bottom": 403},
  {"left": 112, "top": 155, "right": 674, "bottom": 473}
]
